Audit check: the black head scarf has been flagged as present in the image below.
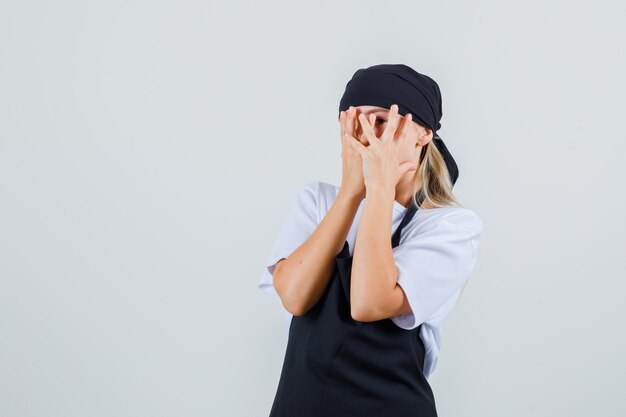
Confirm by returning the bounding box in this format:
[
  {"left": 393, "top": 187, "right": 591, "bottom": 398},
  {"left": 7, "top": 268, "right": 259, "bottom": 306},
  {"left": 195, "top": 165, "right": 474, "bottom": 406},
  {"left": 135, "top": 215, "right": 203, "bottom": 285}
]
[{"left": 338, "top": 63, "right": 459, "bottom": 186}]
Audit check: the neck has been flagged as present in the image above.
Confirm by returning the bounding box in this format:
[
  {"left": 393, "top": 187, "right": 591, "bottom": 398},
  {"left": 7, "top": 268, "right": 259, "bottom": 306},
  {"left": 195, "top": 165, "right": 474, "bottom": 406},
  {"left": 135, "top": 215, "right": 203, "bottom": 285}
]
[
  {"left": 394, "top": 172, "right": 435, "bottom": 209},
  {"left": 394, "top": 172, "right": 417, "bottom": 209}
]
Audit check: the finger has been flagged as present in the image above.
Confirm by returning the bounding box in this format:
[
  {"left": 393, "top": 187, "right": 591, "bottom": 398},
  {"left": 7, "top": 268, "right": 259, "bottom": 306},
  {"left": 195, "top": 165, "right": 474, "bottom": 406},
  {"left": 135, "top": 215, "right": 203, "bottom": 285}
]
[
  {"left": 343, "top": 113, "right": 362, "bottom": 146},
  {"left": 352, "top": 108, "right": 366, "bottom": 147},
  {"left": 352, "top": 108, "right": 363, "bottom": 143},
  {"left": 393, "top": 113, "right": 411, "bottom": 146},
  {"left": 358, "top": 112, "right": 380, "bottom": 147},
  {"left": 369, "top": 114, "right": 376, "bottom": 132},
  {"left": 347, "top": 106, "right": 357, "bottom": 138},
  {"left": 399, "top": 160, "right": 418, "bottom": 175},
  {"left": 355, "top": 113, "right": 366, "bottom": 145},
  {"left": 382, "top": 104, "right": 402, "bottom": 142},
  {"left": 341, "top": 127, "right": 358, "bottom": 159},
  {"left": 345, "top": 131, "right": 367, "bottom": 157},
  {"left": 343, "top": 125, "right": 358, "bottom": 141},
  {"left": 377, "top": 113, "right": 396, "bottom": 150},
  {"left": 369, "top": 114, "right": 383, "bottom": 144},
  {"left": 340, "top": 110, "right": 346, "bottom": 139}
]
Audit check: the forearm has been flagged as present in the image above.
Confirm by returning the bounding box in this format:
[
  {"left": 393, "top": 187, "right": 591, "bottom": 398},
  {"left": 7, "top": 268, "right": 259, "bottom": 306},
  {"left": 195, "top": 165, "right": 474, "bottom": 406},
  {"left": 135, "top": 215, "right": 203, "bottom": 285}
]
[
  {"left": 275, "top": 189, "right": 362, "bottom": 316},
  {"left": 350, "top": 186, "right": 398, "bottom": 320}
]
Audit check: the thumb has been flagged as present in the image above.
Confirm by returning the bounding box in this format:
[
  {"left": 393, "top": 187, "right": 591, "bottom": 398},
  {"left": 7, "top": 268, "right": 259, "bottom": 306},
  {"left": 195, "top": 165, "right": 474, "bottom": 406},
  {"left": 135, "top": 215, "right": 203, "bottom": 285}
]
[
  {"left": 346, "top": 133, "right": 364, "bottom": 152},
  {"left": 399, "top": 161, "right": 418, "bottom": 175}
]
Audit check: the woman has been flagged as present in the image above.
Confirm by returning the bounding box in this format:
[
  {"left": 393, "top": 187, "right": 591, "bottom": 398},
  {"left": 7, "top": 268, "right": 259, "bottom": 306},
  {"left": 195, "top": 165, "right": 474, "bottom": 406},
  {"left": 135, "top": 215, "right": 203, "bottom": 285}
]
[{"left": 258, "top": 64, "right": 484, "bottom": 416}]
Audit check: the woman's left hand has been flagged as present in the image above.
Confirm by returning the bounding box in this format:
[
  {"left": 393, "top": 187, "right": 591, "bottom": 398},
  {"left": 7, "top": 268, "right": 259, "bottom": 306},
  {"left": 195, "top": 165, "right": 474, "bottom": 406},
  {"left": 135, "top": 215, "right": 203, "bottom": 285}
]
[{"left": 346, "top": 104, "right": 418, "bottom": 193}]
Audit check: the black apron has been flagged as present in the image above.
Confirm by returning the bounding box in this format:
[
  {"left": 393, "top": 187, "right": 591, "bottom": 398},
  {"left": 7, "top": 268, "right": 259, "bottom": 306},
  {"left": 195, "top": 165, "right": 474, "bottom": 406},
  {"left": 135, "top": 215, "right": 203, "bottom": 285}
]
[{"left": 268, "top": 194, "right": 438, "bottom": 417}]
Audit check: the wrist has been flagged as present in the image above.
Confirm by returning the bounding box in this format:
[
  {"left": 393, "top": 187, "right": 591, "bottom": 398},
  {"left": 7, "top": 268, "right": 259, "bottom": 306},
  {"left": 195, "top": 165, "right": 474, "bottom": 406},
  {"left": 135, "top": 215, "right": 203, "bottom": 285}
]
[
  {"left": 364, "top": 187, "right": 395, "bottom": 208},
  {"left": 365, "top": 183, "right": 395, "bottom": 200},
  {"left": 337, "top": 188, "right": 364, "bottom": 205}
]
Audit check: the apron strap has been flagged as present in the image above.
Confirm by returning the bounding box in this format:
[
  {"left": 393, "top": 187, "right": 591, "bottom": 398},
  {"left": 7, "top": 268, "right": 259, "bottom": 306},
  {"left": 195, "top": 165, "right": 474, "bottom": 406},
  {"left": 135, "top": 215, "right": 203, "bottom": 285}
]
[{"left": 391, "top": 190, "right": 425, "bottom": 248}]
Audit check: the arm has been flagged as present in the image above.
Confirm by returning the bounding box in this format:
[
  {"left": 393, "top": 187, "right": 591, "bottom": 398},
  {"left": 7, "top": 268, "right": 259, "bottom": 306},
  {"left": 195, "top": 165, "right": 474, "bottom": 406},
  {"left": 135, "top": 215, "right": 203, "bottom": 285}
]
[
  {"left": 352, "top": 195, "right": 482, "bottom": 325},
  {"left": 350, "top": 186, "right": 406, "bottom": 322},
  {"left": 274, "top": 189, "right": 362, "bottom": 316}
]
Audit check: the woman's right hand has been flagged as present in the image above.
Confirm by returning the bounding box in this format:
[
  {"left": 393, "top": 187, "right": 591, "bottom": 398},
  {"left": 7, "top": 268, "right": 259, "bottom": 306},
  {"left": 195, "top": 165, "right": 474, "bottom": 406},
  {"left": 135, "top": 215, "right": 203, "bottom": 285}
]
[{"left": 339, "top": 106, "right": 367, "bottom": 200}]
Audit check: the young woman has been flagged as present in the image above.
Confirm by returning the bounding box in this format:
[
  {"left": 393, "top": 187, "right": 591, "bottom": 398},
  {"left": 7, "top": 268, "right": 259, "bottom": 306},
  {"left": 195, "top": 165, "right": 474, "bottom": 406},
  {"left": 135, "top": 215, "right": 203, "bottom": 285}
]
[{"left": 259, "top": 64, "right": 484, "bottom": 416}]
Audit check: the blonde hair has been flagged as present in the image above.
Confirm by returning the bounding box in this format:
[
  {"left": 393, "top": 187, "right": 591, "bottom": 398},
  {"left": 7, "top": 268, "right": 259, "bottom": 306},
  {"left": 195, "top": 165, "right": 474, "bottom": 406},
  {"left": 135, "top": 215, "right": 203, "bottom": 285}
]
[{"left": 409, "top": 139, "right": 463, "bottom": 209}]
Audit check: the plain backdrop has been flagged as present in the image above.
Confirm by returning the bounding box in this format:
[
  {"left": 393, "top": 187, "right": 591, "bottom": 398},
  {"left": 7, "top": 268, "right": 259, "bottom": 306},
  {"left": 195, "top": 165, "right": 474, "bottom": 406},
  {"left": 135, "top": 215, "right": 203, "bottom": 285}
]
[{"left": 1, "top": 0, "right": 625, "bottom": 416}]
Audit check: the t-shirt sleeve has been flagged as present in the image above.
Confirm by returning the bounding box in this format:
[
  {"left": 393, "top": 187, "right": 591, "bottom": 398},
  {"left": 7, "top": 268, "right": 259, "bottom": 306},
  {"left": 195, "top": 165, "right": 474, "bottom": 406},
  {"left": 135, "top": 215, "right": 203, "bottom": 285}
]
[
  {"left": 390, "top": 211, "right": 484, "bottom": 330},
  {"left": 258, "top": 181, "right": 320, "bottom": 296}
]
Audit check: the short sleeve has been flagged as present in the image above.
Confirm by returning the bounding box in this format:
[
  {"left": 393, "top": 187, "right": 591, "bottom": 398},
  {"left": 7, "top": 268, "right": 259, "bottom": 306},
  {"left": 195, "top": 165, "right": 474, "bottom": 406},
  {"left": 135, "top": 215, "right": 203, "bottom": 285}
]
[
  {"left": 390, "top": 211, "right": 484, "bottom": 330},
  {"left": 258, "top": 181, "right": 320, "bottom": 296}
]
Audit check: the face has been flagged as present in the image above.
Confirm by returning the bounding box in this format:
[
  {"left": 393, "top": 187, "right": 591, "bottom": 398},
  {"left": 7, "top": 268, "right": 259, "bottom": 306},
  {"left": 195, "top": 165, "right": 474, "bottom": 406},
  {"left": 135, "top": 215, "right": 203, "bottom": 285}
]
[{"left": 351, "top": 105, "right": 433, "bottom": 169}]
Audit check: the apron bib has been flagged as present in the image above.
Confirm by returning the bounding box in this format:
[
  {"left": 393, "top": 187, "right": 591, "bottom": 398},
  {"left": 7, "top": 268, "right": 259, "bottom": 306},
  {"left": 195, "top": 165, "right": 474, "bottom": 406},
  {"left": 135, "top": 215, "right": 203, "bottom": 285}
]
[{"left": 269, "top": 194, "right": 438, "bottom": 417}]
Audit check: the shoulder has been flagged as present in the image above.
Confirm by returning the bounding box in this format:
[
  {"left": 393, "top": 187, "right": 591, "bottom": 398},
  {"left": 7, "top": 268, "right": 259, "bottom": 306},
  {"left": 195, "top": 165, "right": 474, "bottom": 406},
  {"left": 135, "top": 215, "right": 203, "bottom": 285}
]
[
  {"left": 435, "top": 207, "right": 484, "bottom": 236},
  {"left": 287, "top": 181, "right": 338, "bottom": 224},
  {"left": 297, "top": 180, "right": 339, "bottom": 209},
  {"left": 296, "top": 180, "right": 335, "bottom": 196},
  {"left": 309, "top": 180, "right": 339, "bottom": 198},
  {"left": 403, "top": 206, "right": 484, "bottom": 246},
  {"left": 292, "top": 180, "right": 321, "bottom": 204}
]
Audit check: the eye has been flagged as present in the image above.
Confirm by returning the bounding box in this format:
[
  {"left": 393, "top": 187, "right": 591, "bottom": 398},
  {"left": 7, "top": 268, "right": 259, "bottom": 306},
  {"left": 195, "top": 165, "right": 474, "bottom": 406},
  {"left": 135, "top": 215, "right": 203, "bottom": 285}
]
[{"left": 376, "top": 117, "right": 387, "bottom": 124}]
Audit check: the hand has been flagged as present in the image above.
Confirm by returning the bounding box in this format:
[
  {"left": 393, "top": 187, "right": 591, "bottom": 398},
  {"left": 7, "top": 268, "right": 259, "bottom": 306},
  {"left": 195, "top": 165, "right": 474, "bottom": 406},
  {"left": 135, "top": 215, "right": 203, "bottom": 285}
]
[
  {"left": 339, "top": 106, "right": 367, "bottom": 200},
  {"left": 347, "top": 104, "right": 418, "bottom": 193}
]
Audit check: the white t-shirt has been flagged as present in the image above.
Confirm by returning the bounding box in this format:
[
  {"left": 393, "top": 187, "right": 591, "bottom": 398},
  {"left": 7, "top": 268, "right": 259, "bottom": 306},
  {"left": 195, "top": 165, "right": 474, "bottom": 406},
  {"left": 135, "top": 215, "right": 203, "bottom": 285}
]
[{"left": 258, "top": 180, "right": 484, "bottom": 380}]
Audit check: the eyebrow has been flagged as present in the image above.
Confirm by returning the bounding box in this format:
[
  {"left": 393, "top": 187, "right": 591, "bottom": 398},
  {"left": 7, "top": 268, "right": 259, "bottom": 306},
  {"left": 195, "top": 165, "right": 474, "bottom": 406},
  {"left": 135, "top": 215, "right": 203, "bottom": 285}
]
[
  {"left": 361, "top": 108, "right": 389, "bottom": 115},
  {"left": 338, "top": 107, "right": 389, "bottom": 119}
]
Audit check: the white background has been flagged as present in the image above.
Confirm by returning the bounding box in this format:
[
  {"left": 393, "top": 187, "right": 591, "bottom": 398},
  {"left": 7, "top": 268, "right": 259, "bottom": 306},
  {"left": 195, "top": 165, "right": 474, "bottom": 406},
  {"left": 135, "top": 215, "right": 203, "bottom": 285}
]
[{"left": 1, "top": 1, "right": 624, "bottom": 416}]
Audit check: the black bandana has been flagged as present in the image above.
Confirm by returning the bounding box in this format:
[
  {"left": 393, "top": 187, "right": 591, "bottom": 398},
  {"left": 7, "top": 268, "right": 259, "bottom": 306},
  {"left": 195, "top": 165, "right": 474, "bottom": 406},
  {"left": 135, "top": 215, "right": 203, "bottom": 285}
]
[{"left": 338, "top": 64, "right": 459, "bottom": 186}]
